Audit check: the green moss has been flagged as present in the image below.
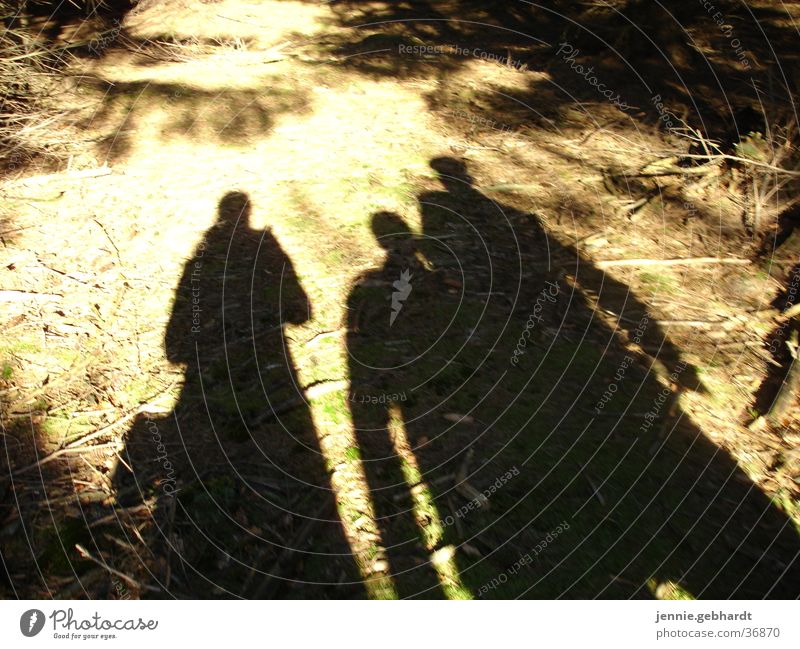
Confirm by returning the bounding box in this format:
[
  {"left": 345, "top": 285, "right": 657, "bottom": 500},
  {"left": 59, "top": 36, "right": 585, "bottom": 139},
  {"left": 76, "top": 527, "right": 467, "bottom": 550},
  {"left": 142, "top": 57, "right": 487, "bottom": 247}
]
[
  {"left": 320, "top": 392, "right": 349, "bottom": 426},
  {"left": 41, "top": 415, "right": 96, "bottom": 441},
  {"left": 640, "top": 271, "right": 678, "bottom": 295},
  {"left": 39, "top": 517, "right": 92, "bottom": 575}
]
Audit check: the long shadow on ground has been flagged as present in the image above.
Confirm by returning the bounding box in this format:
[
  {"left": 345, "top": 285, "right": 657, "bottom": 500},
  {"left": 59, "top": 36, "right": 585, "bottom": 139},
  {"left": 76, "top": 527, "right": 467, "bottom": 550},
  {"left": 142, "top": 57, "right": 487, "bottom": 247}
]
[
  {"left": 114, "top": 191, "right": 361, "bottom": 598},
  {"left": 346, "top": 157, "right": 800, "bottom": 598}
]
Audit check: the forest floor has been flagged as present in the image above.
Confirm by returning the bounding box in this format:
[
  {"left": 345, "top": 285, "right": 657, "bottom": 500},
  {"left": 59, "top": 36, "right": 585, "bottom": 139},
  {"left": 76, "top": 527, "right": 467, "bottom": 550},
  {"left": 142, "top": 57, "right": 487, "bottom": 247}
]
[{"left": 1, "top": 0, "right": 799, "bottom": 599}]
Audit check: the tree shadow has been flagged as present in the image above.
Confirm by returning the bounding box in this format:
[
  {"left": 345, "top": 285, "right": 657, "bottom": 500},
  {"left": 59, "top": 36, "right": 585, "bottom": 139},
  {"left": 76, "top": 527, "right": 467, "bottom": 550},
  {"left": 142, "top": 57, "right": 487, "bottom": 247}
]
[
  {"left": 76, "top": 77, "right": 311, "bottom": 164},
  {"left": 751, "top": 261, "right": 800, "bottom": 420},
  {"left": 347, "top": 156, "right": 800, "bottom": 597},
  {"left": 12, "top": 0, "right": 135, "bottom": 43},
  {"left": 0, "top": 417, "right": 98, "bottom": 598},
  {"left": 113, "top": 191, "right": 361, "bottom": 598},
  {"left": 318, "top": 0, "right": 797, "bottom": 143}
]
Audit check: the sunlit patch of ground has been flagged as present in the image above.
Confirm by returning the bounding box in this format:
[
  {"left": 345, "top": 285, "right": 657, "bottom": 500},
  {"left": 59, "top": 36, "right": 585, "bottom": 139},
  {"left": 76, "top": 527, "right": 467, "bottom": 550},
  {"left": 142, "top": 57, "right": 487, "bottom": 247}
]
[{"left": 128, "top": 0, "right": 331, "bottom": 46}]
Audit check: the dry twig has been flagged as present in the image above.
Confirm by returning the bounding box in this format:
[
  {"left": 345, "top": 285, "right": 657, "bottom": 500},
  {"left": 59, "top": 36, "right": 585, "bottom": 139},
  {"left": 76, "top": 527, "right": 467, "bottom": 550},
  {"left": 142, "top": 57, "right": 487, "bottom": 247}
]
[{"left": 595, "top": 257, "right": 751, "bottom": 269}]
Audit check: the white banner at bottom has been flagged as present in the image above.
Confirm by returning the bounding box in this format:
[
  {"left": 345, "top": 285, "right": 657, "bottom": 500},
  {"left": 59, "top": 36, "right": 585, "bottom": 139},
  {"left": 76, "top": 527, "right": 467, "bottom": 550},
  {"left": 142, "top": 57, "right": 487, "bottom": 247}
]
[{"left": 1, "top": 600, "right": 797, "bottom": 648}]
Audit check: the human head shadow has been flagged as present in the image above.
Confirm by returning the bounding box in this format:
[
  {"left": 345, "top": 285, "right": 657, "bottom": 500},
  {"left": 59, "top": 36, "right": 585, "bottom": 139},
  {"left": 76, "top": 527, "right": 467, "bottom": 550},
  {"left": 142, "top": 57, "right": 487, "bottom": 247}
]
[
  {"left": 113, "top": 191, "right": 360, "bottom": 598},
  {"left": 350, "top": 156, "right": 800, "bottom": 598},
  {"left": 347, "top": 209, "right": 462, "bottom": 597}
]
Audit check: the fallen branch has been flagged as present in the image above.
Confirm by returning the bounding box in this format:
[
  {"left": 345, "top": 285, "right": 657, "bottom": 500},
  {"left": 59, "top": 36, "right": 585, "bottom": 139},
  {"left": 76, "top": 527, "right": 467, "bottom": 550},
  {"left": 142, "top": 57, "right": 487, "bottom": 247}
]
[
  {"left": 2, "top": 165, "right": 113, "bottom": 188},
  {"left": 0, "top": 225, "right": 38, "bottom": 237},
  {"left": 671, "top": 152, "right": 800, "bottom": 177},
  {"left": 622, "top": 165, "right": 719, "bottom": 178},
  {"left": 618, "top": 196, "right": 651, "bottom": 214},
  {"left": 10, "top": 441, "right": 123, "bottom": 477},
  {"left": 655, "top": 319, "right": 729, "bottom": 327},
  {"left": 780, "top": 303, "right": 800, "bottom": 320},
  {"left": 302, "top": 329, "right": 344, "bottom": 347},
  {"left": 9, "top": 382, "right": 178, "bottom": 476},
  {"left": 256, "top": 379, "right": 348, "bottom": 422},
  {"left": 595, "top": 256, "right": 751, "bottom": 269},
  {"left": 89, "top": 500, "right": 157, "bottom": 528},
  {"left": 766, "top": 355, "right": 800, "bottom": 427},
  {"left": 0, "top": 289, "right": 62, "bottom": 302},
  {"left": 75, "top": 543, "right": 159, "bottom": 593}
]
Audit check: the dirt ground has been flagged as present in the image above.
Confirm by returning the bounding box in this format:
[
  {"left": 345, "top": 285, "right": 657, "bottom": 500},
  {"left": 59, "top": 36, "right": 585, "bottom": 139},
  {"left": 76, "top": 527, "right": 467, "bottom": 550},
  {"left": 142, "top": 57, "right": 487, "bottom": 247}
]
[{"left": 1, "top": 0, "right": 799, "bottom": 599}]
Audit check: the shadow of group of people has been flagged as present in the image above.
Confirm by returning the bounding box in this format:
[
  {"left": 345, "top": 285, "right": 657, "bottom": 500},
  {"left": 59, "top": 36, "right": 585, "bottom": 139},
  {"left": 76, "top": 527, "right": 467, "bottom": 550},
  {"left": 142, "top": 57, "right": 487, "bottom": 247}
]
[{"left": 115, "top": 158, "right": 800, "bottom": 599}]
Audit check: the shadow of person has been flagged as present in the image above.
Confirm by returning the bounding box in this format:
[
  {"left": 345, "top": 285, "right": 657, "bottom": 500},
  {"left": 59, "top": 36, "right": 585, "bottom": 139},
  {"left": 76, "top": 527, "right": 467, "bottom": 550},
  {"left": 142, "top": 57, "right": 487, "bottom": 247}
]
[
  {"left": 366, "top": 156, "right": 799, "bottom": 598},
  {"left": 114, "top": 191, "right": 360, "bottom": 598},
  {"left": 346, "top": 211, "right": 455, "bottom": 597}
]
